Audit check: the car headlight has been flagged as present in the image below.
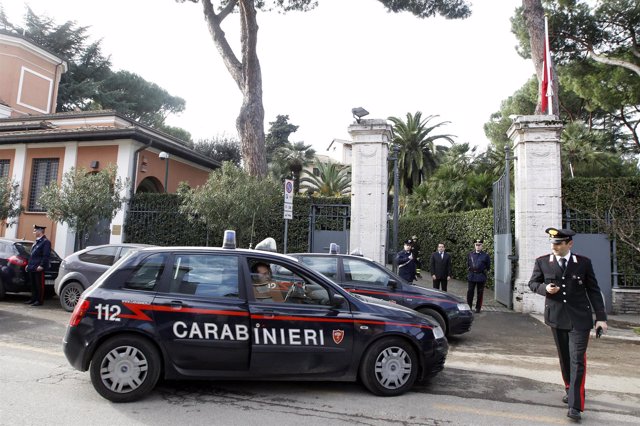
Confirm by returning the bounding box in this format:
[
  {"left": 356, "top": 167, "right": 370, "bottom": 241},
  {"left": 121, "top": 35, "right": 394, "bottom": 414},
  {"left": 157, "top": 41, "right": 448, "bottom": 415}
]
[
  {"left": 457, "top": 303, "right": 471, "bottom": 311},
  {"left": 432, "top": 325, "right": 445, "bottom": 339}
]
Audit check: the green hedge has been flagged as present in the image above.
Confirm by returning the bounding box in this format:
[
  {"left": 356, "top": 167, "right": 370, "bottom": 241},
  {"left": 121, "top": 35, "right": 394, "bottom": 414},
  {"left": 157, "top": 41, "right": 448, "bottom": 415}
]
[{"left": 124, "top": 193, "right": 349, "bottom": 253}]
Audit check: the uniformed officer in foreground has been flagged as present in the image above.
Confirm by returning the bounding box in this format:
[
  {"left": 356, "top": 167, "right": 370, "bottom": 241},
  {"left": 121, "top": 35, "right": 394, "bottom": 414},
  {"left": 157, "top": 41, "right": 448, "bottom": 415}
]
[
  {"left": 529, "top": 227, "right": 607, "bottom": 421},
  {"left": 25, "top": 224, "right": 51, "bottom": 306}
]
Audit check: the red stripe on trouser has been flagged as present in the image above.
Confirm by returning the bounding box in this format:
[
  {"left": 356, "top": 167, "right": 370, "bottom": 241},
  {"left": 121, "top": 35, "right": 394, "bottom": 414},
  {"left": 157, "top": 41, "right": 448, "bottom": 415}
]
[{"left": 580, "top": 352, "right": 587, "bottom": 411}]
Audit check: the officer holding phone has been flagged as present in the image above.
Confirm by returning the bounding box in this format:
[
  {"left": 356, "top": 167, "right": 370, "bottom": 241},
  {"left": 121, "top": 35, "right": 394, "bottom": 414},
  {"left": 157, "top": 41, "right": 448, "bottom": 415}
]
[{"left": 529, "top": 227, "right": 607, "bottom": 421}]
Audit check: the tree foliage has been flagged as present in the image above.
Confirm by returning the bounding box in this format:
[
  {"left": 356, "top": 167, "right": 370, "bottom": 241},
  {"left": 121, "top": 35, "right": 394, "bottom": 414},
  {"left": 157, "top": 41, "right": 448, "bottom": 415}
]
[
  {"left": 38, "top": 166, "right": 128, "bottom": 249},
  {"left": 193, "top": 136, "right": 242, "bottom": 165},
  {"left": 265, "top": 115, "right": 299, "bottom": 162},
  {"left": 0, "top": 177, "right": 23, "bottom": 228},
  {"left": 179, "top": 162, "right": 281, "bottom": 242},
  {"left": 300, "top": 161, "right": 351, "bottom": 196},
  {"left": 270, "top": 141, "right": 316, "bottom": 192},
  {"left": 177, "top": 0, "right": 472, "bottom": 177},
  {"left": 388, "top": 112, "right": 455, "bottom": 194}
]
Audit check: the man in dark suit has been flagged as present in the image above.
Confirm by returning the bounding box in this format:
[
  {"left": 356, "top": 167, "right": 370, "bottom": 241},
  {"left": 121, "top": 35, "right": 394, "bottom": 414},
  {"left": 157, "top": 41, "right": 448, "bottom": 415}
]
[
  {"left": 467, "top": 239, "right": 491, "bottom": 313},
  {"left": 25, "top": 224, "right": 51, "bottom": 306},
  {"left": 529, "top": 227, "right": 608, "bottom": 421},
  {"left": 430, "top": 243, "right": 452, "bottom": 291}
]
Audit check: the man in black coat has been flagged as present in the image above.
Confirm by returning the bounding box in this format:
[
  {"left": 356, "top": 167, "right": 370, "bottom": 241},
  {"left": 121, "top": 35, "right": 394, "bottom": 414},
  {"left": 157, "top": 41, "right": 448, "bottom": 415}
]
[
  {"left": 430, "top": 243, "right": 452, "bottom": 291},
  {"left": 529, "top": 227, "right": 608, "bottom": 421},
  {"left": 467, "top": 239, "right": 491, "bottom": 313},
  {"left": 25, "top": 224, "right": 51, "bottom": 306}
]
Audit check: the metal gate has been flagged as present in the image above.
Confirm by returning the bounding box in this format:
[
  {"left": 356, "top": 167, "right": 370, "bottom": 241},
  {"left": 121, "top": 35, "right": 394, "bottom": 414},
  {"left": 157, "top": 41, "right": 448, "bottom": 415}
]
[
  {"left": 492, "top": 148, "right": 513, "bottom": 309},
  {"left": 308, "top": 204, "right": 350, "bottom": 253}
]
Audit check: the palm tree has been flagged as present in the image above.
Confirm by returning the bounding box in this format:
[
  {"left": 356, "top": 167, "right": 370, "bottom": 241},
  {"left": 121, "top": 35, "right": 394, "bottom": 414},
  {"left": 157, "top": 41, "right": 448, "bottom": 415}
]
[
  {"left": 271, "top": 142, "right": 316, "bottom": 192},
  {"left": 388, "top": 112, "right": 455, "bottom": 194},
  {"left": 300, "top": 161, "right": 351, "bottom": 196}
]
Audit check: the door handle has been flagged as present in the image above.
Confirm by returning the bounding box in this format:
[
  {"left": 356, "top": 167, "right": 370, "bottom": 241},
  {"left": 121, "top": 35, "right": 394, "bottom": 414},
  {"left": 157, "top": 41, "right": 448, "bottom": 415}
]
[{"left": 162, "top": 300, "right": 187, "bottom": 310}]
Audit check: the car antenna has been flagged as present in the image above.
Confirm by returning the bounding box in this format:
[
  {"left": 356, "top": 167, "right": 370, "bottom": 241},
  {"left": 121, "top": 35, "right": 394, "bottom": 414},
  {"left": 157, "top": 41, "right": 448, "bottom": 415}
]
[{"left": 249, "top": 212, "right": 256, "bottom": 249}]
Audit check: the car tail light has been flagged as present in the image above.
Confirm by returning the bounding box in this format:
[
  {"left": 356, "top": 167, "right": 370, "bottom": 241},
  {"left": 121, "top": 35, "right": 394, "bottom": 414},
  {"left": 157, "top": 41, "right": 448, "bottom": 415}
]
[
  {"left": 7, "top": 255, "right": 28, "bottom": 267},
  {"left": 69, "top": 299, "right": 90, "bottom": 327}
]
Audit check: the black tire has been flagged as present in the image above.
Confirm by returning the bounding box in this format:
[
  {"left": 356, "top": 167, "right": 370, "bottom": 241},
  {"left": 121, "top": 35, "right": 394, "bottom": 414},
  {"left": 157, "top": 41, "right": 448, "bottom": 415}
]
[
  {"left": 359, "top": 337, "right": 418, "bottom": 396},
  {"left": 59, "top": 281, "right": 85, "bottom": 312},
  {"left": 418, "top": 308, "right": 447, "bottom": 336},
  {"left": 89, "top": 335, "right": 161, "bottom": 402}
]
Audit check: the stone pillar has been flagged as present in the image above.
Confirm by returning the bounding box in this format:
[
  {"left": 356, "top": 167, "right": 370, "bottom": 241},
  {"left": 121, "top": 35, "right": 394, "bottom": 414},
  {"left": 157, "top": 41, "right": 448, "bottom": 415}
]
[
  {"left": 507, "top": 115, "right": 564, "bottom": 313},
  {"left": 348, "top": 119, "right": 392, "bottom": 264}
]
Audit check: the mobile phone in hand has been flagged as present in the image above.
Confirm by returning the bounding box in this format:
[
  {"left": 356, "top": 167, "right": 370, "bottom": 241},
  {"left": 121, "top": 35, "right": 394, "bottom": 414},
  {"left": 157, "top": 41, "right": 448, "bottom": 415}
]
[{"left": 596, "top": 327, "right": 603, "bottom": 338}]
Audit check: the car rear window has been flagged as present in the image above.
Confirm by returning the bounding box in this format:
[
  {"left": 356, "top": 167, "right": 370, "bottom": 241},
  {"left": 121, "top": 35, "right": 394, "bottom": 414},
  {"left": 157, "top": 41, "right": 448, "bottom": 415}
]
[
  {"left": 124, "top": 253, "right": 167, "bottom": 291},
  {"left": 79, "top": 246, "right": 118, "bottom": 266},
  {"left": 168, "top": 253, "right": 239, "bottom": 298},
  {"left": 299, "top": 256, "right": 339, "bottom": 280}
]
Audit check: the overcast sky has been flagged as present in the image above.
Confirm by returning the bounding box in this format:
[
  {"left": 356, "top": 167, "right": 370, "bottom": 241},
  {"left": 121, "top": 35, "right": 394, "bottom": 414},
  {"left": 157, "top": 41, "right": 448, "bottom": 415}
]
[{"left": 3, "top": 0, "right": 534, "bottom": 154}]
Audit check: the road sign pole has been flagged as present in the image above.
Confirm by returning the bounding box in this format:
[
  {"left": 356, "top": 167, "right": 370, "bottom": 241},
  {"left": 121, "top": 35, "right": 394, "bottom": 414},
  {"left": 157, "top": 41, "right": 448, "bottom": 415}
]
[{"left": 284, "top": 219, "right": 288, "bottom": 254}]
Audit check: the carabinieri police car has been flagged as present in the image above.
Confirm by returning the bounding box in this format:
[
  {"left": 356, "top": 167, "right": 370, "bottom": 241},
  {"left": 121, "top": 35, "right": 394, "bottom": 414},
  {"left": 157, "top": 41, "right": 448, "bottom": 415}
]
[{"left": 63, "top": 232, "right": 448, "bottom": 402}]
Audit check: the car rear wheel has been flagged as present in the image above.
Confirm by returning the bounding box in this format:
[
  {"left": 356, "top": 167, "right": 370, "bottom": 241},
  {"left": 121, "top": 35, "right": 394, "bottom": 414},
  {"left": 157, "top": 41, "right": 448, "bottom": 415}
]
[
  {"left": 359, "top": 337, "right": 418, "bottom": 396},
  {"left": 59, "top": 281, "right": 84, "bottom": 312},
  {"left": 90, "top": 335, "right": 161, "bottom": 402},
  {"left": 418, "top": 308, "right": 447, "bottom": 336}
]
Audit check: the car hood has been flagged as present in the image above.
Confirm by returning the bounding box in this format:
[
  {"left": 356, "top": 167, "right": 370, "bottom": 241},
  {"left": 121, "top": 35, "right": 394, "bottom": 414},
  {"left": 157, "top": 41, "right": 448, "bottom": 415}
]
[
  {"left": 406, "top": 283, "right": 466, "bottom": 304},
  {"left": 355, "top": 294, "right": 440, "bottom": 328}
]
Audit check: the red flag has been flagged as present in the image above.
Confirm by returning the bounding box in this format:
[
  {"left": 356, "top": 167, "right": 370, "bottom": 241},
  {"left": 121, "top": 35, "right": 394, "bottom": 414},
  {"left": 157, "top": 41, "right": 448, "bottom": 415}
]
[{"left": 541, "top": 16, "right": 553, "bottom": 114}]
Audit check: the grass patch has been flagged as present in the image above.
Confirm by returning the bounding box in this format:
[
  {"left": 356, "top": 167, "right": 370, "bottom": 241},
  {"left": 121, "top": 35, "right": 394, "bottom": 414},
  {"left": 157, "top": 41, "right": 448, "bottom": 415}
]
[{"left": 634, "top": 327, "right": 640, "bottom": 336}]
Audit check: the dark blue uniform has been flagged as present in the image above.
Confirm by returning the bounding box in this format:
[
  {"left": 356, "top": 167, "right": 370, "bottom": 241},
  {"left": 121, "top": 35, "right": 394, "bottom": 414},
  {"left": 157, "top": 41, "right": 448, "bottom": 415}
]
[
  {"left": 529, "top": 252, "right": 607, "bottom": 413},
  {"left": 396, "top": 249, "right": 416, "bottom": 283},
  {"left": 466, "top": 250, "right": 490, "bottom": 312},
  {"left": 26, "top": 235, "right": 51, "bottom": 305}
]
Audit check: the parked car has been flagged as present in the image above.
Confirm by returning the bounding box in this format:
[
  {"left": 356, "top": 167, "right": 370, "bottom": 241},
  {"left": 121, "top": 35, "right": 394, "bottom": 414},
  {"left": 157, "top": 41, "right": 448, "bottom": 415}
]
[
  {"left": 55, "top": 243, "right": 153, "bottom": 311},
  {"left": 289, "top": 251, "right": 473, "bottom": 336},
  {"left": 62, "top": 232, "right": 448, "bottom": 402},
  {"left": 0, "top": 238, "right": 62, "bottom": 299}
]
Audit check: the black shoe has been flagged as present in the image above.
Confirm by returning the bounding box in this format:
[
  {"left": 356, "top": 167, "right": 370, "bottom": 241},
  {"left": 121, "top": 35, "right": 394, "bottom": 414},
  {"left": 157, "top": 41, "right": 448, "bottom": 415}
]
[
  {"left": 475, "top": 309, "right": 481, "bottom": 313},
  {"left": 562, "top": 394, "right": 569, "bottom": 404},
  {"left": 567, "top": 408, "right": 581, "bottom": 421},
  {"left": 30, "top": 302, "right": 43, "bottom": 306},
  {"left": 24, "top": 300, "right": 35, "bottom": 304}
]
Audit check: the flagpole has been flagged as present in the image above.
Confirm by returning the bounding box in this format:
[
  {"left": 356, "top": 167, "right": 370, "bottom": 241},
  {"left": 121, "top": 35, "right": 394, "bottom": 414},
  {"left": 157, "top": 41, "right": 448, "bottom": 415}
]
[{"left": 544, "top": 15, "right": 553, "bottom": 115}]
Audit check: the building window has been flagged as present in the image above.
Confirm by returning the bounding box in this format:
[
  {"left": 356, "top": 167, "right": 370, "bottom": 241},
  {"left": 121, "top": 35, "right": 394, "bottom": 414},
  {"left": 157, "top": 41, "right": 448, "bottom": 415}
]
[
  {"left": 0, "top": 160, "right": 9, "bottom": 178},
  {"left": 28, "top": 158, "right": 59, "bottom": 212}
]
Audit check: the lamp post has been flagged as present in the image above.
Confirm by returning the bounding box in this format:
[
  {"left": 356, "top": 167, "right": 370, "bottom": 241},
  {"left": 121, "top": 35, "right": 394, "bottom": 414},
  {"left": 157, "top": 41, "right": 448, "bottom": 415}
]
[
  {"left": 159, "top": 151, "right": 169, "bottom": 193},
  {"left": 390, "top": 144, "right": 400, "bottom": 273}
]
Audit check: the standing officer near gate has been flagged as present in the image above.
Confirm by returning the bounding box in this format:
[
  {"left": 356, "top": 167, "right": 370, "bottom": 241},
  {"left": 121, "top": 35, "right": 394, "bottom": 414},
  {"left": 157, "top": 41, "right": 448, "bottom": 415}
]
[
  {"left": 25, "top": 224, "right": 51, "bottom": 306},
  {"left": 529, "top": 227, "right": 607, "bottom": 421}
]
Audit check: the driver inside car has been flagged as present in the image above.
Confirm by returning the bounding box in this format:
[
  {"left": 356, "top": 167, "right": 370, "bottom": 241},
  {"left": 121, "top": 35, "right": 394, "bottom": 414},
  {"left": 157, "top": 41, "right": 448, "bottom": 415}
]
[{"left": 251, "top": 262, "right": 275, "bottom": 302}]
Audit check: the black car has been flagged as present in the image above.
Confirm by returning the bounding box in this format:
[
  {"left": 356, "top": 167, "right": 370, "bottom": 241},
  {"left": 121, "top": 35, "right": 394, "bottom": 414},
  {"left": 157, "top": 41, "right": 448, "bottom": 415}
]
[
  {"left": 63, "top": 233, "right": 448, "bottom": 402},
  {"left": 0, "top": 238, "right": 62, "bottom": 299},
  {"left": 289, "top": 252, "right": 473, "bottom": 336}
]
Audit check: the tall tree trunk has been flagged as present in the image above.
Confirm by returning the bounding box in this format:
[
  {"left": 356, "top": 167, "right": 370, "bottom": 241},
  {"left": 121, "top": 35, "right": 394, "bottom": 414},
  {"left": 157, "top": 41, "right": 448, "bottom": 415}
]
[
  {"left": 201, "top": 0, "right": 267, "bottom": 177},
  {"left": 522, "top": 0, "right": 559, "bottom": 115}
]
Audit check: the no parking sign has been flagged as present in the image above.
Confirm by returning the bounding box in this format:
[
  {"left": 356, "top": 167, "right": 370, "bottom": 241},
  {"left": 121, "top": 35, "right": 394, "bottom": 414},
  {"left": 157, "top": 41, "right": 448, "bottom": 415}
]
[{"left": 283, "top": 179, "right": 293, "bottom": 220}]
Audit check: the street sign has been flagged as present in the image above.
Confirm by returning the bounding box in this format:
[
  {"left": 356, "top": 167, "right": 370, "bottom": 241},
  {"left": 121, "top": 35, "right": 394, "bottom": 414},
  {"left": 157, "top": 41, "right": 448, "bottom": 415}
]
[
  {"left": 284, "top": 179, "right": 294, "bottom": 204},
  {"left": 284, "top": 203, "right": 293, "bottom": 212},
  {"left": 283, "top": 211, "right": 293, "bottom": 220}
]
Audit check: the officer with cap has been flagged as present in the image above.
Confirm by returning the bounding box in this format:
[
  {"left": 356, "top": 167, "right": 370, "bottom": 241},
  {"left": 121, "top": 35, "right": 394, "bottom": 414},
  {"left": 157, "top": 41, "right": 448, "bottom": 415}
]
[
  {"left": 397, "top": 239, "right": 416, "bottom": 283},
  {"left": 25, "top": 224, "right": 51, "bottom": 306},
  {"left": 467, "top": 238, "right": 491, "bottom": 313},
  {"left": 529, "top": 227, "right": 607, "bottom": 421}
]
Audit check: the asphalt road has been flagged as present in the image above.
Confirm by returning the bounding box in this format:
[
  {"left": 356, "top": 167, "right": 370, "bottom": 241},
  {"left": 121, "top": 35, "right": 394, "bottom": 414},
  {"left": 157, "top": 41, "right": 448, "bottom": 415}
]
[{"left": 1, "top": 293, "right": 639, "bottom": 425}]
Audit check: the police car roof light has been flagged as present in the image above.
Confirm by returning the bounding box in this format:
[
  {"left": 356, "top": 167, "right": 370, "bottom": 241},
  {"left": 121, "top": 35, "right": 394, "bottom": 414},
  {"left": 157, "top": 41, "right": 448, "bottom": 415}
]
[
  {"left": 222, "top": 230, "right": 236, "bottom": 249},
  {"left": 350, "top": 248, "right": 363, "bottom": 256},
  {"left": 329, "top": 243, "right": 340, "bottom": 254},
  {"left": 254, "top": 237, "right": 277, "bottom": 252}
]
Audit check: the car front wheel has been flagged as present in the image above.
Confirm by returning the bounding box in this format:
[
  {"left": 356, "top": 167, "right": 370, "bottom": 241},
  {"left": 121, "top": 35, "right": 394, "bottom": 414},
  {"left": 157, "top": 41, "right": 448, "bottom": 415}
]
[
  {"left": 59, "top": 281, "right": 84, "bottom": 312},
  {"left": 89, "top": 335, "right": 161, "bottom": 402},
  {"left": 359, "top": 337, "right": 418, "bottom": 396},
  {"left": 418, "top": 308, "right": 447, "bottom": 336}
]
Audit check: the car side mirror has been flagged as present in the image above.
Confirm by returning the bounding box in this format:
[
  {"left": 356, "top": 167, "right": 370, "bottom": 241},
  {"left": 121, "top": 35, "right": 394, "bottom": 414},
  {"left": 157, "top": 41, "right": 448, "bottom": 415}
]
[
  {"left": 330, "top": 293, "right": 346, "bottom": 308},
  {"left": 387, "top": 279, "right": 399, "bottom": 290}
]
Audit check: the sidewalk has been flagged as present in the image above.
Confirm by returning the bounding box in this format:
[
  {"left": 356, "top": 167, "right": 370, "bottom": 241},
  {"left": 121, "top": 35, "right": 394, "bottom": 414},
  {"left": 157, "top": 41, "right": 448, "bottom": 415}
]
[{"left": 413, "top": 276, "right": 640, "bottom": 341}]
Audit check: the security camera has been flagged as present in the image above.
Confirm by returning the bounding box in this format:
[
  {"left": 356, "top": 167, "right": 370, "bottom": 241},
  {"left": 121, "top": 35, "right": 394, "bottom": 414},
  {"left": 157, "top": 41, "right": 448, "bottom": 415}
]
[{"left": 159, "top": 151, "right": 169, "bottom": 159}]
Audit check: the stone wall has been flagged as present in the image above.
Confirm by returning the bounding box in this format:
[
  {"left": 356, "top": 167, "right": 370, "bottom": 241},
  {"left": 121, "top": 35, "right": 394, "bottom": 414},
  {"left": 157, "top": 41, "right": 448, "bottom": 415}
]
[{"left": 612, "top": 289, "right": 640, "bottom": 315}]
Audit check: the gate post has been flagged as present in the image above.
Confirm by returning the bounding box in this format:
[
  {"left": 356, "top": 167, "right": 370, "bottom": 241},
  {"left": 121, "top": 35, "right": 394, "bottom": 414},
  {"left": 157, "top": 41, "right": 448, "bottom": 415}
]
[
  {"left": 348, "top": 119, "right": 393, "bottom": 264},
  {"left": 507, "top": 115, "right": 564, "bottom": 313}
]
